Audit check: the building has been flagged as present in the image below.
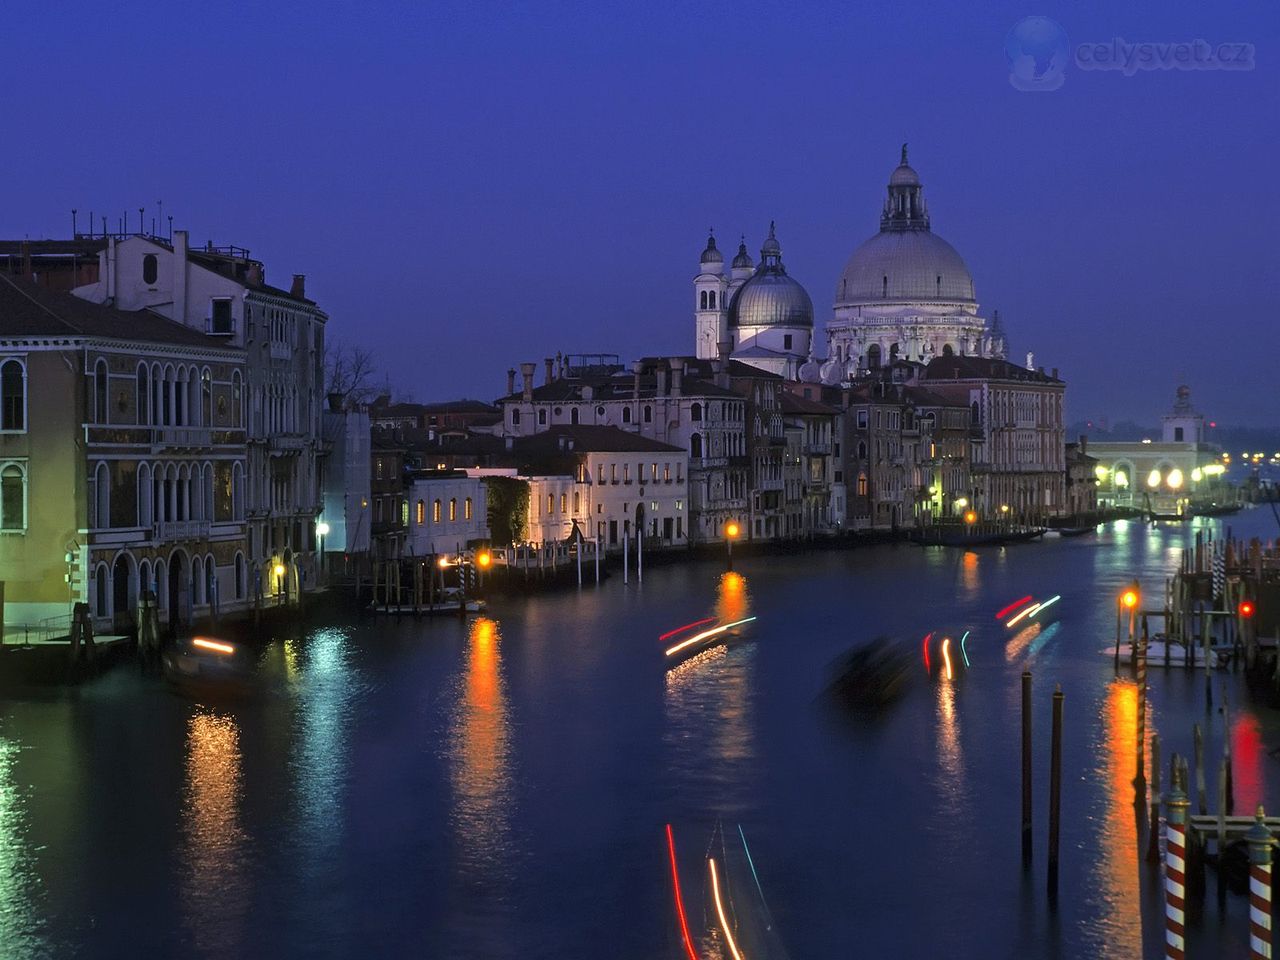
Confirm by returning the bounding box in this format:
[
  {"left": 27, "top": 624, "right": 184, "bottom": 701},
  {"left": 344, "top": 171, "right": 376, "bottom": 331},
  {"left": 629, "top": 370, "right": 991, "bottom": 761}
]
[
  {"left": 0, "top": 274, "right": 247, "bottom": 635},
  {"left": 695, "top": 224, "right": 814, "bottom": 378},
  {"left": 369, "top": 397, "right": 500, "bottom": 440},
  {"left": 825, "top": 146, "right": 1006, "bottom": 373},
  {"left": 370, "top": 438, "right": 408, "bottom": 558},
  {"left": 779, "top": 390, "right": 841, "bottom": 535},
  {"left": 70, "top": 230, "right": 327, "bottom": 599},
  {"left": 1064, "top": 437, "right": 1100, "bottom": 518},
  {"left": 1090, "top": 386, "right": 1224, "bottom": 512},
  {"left": 918, "top": 355, "right": 1066, "bottom": 520},
  {"left": 319, "top": 401, "right": 372, "bottom": 566},
  {"left": 405, "top": 471, "right": 488, "bottom": 557},
  {"left": 497, "top": 354, "right": 745, "bottom": 542}
]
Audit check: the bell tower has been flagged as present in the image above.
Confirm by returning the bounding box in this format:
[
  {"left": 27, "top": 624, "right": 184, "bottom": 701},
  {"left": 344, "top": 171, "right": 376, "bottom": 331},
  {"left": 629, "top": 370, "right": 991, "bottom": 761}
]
[{"left": 695, "top": 230, "right": 728, "bottom": 360}]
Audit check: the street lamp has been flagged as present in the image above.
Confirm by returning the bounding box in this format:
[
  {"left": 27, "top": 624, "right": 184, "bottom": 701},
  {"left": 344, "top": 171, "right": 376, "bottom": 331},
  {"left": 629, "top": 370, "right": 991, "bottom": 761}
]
[
  {"left": 963, "top": 510, "right": 977, "bottom": 525},
  {"left": 316, "top": 521, "right": 330, "bottom": 580},
  {"left": 725, "top": 520, "right": 740, "bottom": 571},
  {"left": 1166, "top": 469, "right": 1183, "bottom": 490}
]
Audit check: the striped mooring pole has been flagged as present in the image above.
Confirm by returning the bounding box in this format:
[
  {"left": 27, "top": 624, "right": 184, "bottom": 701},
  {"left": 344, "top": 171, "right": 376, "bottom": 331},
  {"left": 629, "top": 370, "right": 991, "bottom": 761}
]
[
  {"left": 1247, "top": 804, "right": 1274, "bottom": 960},
  {"left": 1134, "top": 619, "right": 1148, "bottom": 805},
  {"left": 1164, "top": 759, "right": 1189, "bottom": 960}
]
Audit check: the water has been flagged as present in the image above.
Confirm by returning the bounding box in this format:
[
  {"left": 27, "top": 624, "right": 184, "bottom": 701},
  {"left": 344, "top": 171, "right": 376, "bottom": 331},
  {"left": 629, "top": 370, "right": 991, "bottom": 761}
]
[{"left": 2, "top": 511, "right": 1279, "bottom": 959}]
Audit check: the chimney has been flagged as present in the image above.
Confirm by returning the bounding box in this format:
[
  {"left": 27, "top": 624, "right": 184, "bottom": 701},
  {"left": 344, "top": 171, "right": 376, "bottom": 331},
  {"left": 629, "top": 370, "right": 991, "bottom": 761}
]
[
  {"left": 1078, "top": 434, "right": 1087, "bottom": 455},
  {"left": 291, "top": 274, "right": 306, "bottom": 298},
  {"left": 632, "top": 361, "right": 643, "bottom": 402},
  {"left": 670, "top": 358, "right": 684, "bottom": 398},
  {"left": 506, "top": 368, "right": 516, "bottom": 395},
  {"left": 19, "top": 240, "right": 31, "bottom": 281},
  {"left": 716, "top": 340, "right": 732, "bottom": 388},
  {"left": 656, "top": 365, "right": 667, "bottom": 398},
  {"left": 172, "top": 230, "right": 188, "bottom": 322},
  {"left": 544, "top": 357, "right": 555, "bottom": 384},
  {"left": 247, "top": 261, "right": 263, "bottom": 287},
  {"left": 1051, "top": 367, "right": 1058, "bottom": 380},
  {"left": 520, "top": 362, "right": 535, "bottom": 401}
]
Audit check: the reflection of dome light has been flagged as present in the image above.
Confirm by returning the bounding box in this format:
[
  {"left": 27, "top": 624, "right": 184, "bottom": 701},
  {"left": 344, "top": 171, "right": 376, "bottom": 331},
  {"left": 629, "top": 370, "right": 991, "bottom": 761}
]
[
  {"left": 1167, "top": 469, "right": 1183, "bottom": 490},
  {"left": 1115, "top": 471, "right": 1129, "bottom": 488},
  {"left": 1147, "top": 469, "right": 1162, "bottom": 488}
]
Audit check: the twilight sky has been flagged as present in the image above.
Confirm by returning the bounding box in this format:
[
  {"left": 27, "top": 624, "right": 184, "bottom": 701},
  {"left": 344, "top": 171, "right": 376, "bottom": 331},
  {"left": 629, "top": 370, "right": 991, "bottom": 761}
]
[{"left": 7, "top": 1, "right": 1277, "bottom": 425}]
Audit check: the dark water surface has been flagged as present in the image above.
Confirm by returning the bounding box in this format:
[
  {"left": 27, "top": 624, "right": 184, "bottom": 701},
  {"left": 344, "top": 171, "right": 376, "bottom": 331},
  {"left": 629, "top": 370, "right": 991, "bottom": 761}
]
[{"left": 3, "top": 511, "right": 1280, "bottom": 959}]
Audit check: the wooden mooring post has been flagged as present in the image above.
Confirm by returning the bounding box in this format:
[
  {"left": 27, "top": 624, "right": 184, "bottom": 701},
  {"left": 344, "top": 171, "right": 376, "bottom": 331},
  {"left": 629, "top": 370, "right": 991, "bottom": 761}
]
[
  {"left": 1048, "top": 684, "right": 1063, "bottom": 902},
  {"left": 1147, "top": 733, "right": 1162, "bottom": 864},
  {"left": 1194, "top": 723, "right": 1207, "bottom": 816},
  {"left": 1135, "top": 623, "right": 1148, "bottom": 805}
]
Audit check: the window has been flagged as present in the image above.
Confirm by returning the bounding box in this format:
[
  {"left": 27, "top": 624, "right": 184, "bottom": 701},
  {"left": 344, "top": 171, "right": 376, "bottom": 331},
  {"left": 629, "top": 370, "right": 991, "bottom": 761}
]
[
  {"left": 416, "top": 499, "right": 425, "bottom": 524},
  {"left": 538, "top": 409, "right": 547, "bottom": 425},
  {"left": 210, "top": 299, "right": 233, "bottom": 335},
  {"left": 624, "top": 464, "right": 630, "bottom": 483},
  {"left": 1, "top": 463, "right": 25, "bottom": 530},
  {"left": 94, "top": 359, "right": 109, "bottom": 424},
  {"left": 857, "top": 472, "right": 868, "bottom": 497},
  {"left": 546, "top": 494, "right": 554, "bottom": 514},
  {"left": 433, "top": 499, "right": 442, "bottom": 522},
  {"left": 136, "top": 365, "right": 149, "bottom": 425},
  {"left": 560, "top": 493, "right": 567, "bottom": 513},
  {"left": 464, "top": 497, "right": 473, "bottom": 520},
  {"left": 401, "top": 500, "right": 409, "bottom": 526},
  {"left": 1, "top": 359, "right": 25, "bottom": 431},
  {"left": 856, "top": 410, "right": 868, "bottom": 429},
  {"left": 691, "top": 403, "right": 702, "bottom": 422},
  {"left": 664, "top": 463, "right": 671, "bottom": 481},
  {"left": 700, "top": 291, "right": 708, "bottom": 309},
  {"left": 573, "top": 491, "right": 580, "bottom": 513},
  {"left": 201, "top": 368, "right": 212, "bottom": 427},
  {"left": 644, "top": 405, "right": 652, "bottom": 423},
  {"left": 374, "top": 498, "right": 383, "bottom": 522},
  {"left": 622, "top": 407, "right": 632, "bottom": 424},
  {"left": 511, "top": 409, "right": 520, "bottom": 426},
  {"left": 597, "top": 463, "right": 605, "bottom": 483},
  {"left": 690, "top": 434, "right": 702, "bottom": 458},
  {"left": 449, "top": 498, "right": 457, "bottom": 521},
  {"left": 232, "top": 371, "right": 242, "bottom": 427},
  {"left": 709, "top": 291, "right": 716, "bottom": 309},
  {"left": 783, "top": 334, "right": 793, "bottom": 350},
  {"left": 142, "top": 254, "right": 158, "bottom": 284},
  {"left": 570, "top": 407, "right": 579, "bottom": 425}
]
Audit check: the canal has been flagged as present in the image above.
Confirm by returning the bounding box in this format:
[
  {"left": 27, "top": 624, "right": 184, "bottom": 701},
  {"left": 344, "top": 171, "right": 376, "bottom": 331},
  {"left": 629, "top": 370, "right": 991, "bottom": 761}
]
[{"left": 2, "top": 510, "right": 1279, "bottom": 959}]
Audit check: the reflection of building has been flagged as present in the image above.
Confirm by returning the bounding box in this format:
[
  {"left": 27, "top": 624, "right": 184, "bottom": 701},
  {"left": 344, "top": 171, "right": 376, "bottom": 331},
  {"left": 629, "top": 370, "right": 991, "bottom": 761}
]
[
  {"left": 0, "top": 274, "right": 247, "bottom": 635},
  {"left": 1091, "top": 386, "right": 1224, "bottom": 511}
]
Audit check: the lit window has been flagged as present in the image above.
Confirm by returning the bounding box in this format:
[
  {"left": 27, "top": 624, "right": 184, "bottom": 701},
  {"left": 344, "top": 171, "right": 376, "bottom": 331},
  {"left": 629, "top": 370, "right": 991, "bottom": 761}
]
[
  {"left": 0, "top": 463, "right": 25, "bottom": 530},
  {"left": 401, "top": 500, "right": 408, "bottom": 526},
  {"left": 560, "top": 493, "right": 567, "bottom": 513},
  {"left": 449, "top": 498, "right": 457, "bottom": 521},
  {"left": 547, "top": 493, "right": 554, "bottom": 513},
  {"left": 416, "top": 499, "right": 425, "bottom": 524},
  {"left": 433, "top": 499, "right": 442, "bottom": 522},
  {"left": 1, "top": 359, "right": 26, "bottom": 431},
  {"left": 464, "top": 497, "right": 472, "bottom": 520}
]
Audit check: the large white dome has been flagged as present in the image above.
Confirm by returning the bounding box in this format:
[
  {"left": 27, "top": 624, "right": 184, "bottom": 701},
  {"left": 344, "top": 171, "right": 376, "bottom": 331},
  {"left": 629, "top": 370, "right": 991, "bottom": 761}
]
[{"left": 836, "top": 229, "right": 975, "bottom": 305}]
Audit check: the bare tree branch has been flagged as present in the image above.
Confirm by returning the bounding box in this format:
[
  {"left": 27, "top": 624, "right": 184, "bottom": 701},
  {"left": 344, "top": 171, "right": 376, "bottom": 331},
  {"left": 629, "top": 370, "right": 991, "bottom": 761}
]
[{"left": 324, "top": 338, "right": 379, "bottom": 408}]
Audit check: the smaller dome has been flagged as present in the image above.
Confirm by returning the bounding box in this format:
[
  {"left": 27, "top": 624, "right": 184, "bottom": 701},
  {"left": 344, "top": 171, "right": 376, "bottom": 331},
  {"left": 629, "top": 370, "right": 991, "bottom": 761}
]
[
  {"left": 700, "top": 231, "right": 723, "bottom": 265},
  {"left": 798, "top": 356, "right": 822, "bottom": 382},
  {"left": 760, "top": 220, "right": 781, "bottom": 257},
  {"left": 819, "top": 357, "right": 843, "bottom": 385},
  {"left": 889, "top": 163, "right": 920, "bottom": 186},
  {"left": 728, "top": 272, "right": 814, "bottom": 328},
  {"left": 732, "top": 238, "right": 753, "bottom": 269}
]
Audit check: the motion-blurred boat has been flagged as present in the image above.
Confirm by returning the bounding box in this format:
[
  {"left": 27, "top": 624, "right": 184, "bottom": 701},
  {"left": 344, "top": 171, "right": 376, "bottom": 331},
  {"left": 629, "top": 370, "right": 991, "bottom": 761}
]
[
  {"left": 825, "top": 637, "right": 913, "bottom": 712},
  {"left": 162, "top": 636, "right": 256, "bottom": 700}
]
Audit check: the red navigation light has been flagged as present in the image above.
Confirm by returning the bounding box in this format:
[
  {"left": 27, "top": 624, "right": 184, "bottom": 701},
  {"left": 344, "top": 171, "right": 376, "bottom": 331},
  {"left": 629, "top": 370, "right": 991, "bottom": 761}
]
[
  {"left": 995, "top": 596, "right": 1034, "bottom": 621},
  {"left": 1239, "top": 600, "right": 1256, "bottom": 619},
  {"left": 922, "top": 632, "right": 933, "bottom": 675}
]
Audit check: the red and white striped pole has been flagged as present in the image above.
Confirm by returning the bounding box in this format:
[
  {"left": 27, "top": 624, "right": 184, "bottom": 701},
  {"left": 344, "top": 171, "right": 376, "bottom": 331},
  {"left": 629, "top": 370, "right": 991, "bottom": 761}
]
[
  {"left": 1247, "top": 804, "right": 1274, "bottom": 960},
  {"left": 1164, "top": 758, "right": 1189, "bottom": 960}
]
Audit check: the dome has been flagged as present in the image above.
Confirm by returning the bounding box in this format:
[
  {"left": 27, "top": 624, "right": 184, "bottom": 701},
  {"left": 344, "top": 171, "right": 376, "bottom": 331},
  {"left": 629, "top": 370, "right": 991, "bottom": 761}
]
[
  {"left": 700, "top": 231, "right": 723, "bottom": 265},
  {"left": 728, "top": 271, "right": 814, "bottom": 328},
  {"left": 889, "top": 163, "right": 920, "bottom": 186},
  {"left": 732, "top": 238, "right": 754, "bottom": 269},
  {"left": 798, "top": 356, "right": 822, "bottom": 382},
  {"left": 835, "top": 229, "right": 975, "bottom": 305}
]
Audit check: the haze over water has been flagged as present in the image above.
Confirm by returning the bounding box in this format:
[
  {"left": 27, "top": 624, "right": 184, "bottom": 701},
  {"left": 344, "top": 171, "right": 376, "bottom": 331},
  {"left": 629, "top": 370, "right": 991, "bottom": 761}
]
[{"left": 2, "top": 509, "right": 1279, "bottom": 958}]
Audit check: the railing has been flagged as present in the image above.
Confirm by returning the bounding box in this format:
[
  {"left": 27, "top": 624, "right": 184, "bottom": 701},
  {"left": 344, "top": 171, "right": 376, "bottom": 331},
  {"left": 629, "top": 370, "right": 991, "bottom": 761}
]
[
  {"left": 269, "top": 435, "right": 307, "bottom": 451},
  {"left": 154, "top": 427, "right": 213, "bottom": 448},
  {"left": 1, "top": 614, "right": 73, "bottom": 645},
  {"left": 154, "top": 520, "right": 212, "bottom": 541}
]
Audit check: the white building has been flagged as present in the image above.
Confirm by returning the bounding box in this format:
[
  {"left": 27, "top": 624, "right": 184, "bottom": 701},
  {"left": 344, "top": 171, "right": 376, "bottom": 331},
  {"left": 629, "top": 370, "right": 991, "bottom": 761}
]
[
  {"left": 695, "top": 224, "right": 814, "bottom": 378},
  {"left": 320, "top": 403, "right": 371, "bottom": 561},
  {"left": 405, "top": 472, "right": 488, "bottom": 557},
  {"left": 73, "top": 231, "right": 327, "bottom": 599},
  {"left": 823, "top": 147, "right": 1006, "bottom": 376}
]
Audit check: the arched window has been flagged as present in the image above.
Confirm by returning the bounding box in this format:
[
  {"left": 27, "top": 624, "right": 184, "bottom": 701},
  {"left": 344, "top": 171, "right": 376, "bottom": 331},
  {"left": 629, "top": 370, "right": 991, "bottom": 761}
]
[
  {"left": 970, "top": 401, "right": 980, "bottom": 425},
  {"left": 416, "top": 499, "right": 425, "bottom": 524},
  {"left": 93, "top": 462, "right": 110, "bottom": 529},
  {"left": 464, "top": 497, "right": 473, "bottom": 520},
  {"left": 95, "top": 563, "right": 109, "bottom": 618},
  {"left": 0, "top": 359, "right": 24, "bottom": 431},
  {"left": 538, "top": 409, "right": 547, "bottom": 425},
  {"left": 0, "top": 463, "right": 25, "bottom": 530},
  {"left": 690, "top": 433, "right": 703, "bottom": 459},
  {"left": 942, "top": 343, "right": 954, "bottom": 357},
  {"left": 94, "top": 359, "right": 109, "bottom": 424},
  {"left": 142, "top": 254, "right": 158, "bottom": 284},
  {"left": 867, "top": 345, "right": 881, "bottom": 369},
  {"left": 201, "top": 368, "right": 212, "bottom": 427},
  {"left": 137, "top": 364, "right": 149, "bottom": 425},
  {"left": 889, "top": 343, "right": 899, "bottom": 362},
  {"left": 433, "top": 499, "right": 442, "bottom": 522},
  {"left": 709, "top": 290, "right": 716, "bottom": 309},
  {"left": 449, "top": 498, "right": 457, "bottom": 521},
  {"left": 192, "top": 555, "right": 205, "bottom": 605},
  {"left": 231, "top": 370, "right": 243, "bottom": 427},
  {"left": 138, "top": 463, "right": 152, "bottom": 527},
  {"left": 570, "top": 407, "right": 579, "bottom": 425},
  {"left": 643, "top": 405, "right": 652, "bottom": 423},
  {"left": 857, "top": 472, "right": 869, "bottom": 496},
  {"left": 234, "top": 552, "right": 245, "bottom": 599},
  {"left": 622, "top": 407, "right": 632, "bottom": 424},
  {"left": 857, "top": 441, "right": 867, "bottom": 459},
  {"left": 139, "top": 559, "right": 152, "bottom": 597},
  {"left": 700, "top": 291, "right": 708, "bottom": 309},
  {"left": 690, "top": 403, "right": 702, "bottom": 422}
]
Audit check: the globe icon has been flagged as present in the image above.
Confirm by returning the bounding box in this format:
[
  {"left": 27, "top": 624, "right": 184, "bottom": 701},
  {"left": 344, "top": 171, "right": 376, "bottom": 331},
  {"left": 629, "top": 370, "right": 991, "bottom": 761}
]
[{"left": 1005, "top": 17, "right": 1069, "bottom": 91}]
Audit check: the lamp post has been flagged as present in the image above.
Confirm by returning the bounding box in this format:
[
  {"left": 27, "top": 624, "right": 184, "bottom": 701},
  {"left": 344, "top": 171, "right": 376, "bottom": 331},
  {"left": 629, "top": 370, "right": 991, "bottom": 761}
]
[
  {"left": 316, "top": 521, "right": 330, "bottom": 583},
  {"left": 725, "top": 520, "right": 740, "bottom": 572}
]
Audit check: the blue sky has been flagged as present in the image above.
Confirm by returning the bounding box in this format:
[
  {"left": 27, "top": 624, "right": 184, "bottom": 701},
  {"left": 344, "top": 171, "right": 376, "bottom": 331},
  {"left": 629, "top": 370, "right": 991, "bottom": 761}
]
[{"left": 6, "top": 1, "right": 1277, "bottom": 424}]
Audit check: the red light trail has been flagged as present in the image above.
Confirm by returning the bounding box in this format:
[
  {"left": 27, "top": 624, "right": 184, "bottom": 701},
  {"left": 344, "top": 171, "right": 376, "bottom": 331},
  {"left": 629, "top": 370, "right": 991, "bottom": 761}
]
[
  {"left": 665, "top": 824, "right": 700, "bottom": 960},
  {"left": 994, "top": 596, "right": 1033, "bottom": 621},
  {"left": 659, "top": 618, "right": 717, "bottom": 643}
]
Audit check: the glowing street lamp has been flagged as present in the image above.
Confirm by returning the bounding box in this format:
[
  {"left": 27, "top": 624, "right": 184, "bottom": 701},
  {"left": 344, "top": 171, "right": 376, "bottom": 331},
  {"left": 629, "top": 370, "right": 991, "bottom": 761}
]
[
  {"left": 1094, "top": 465, "right": 1109, "bottom": 481},
  {"left": 1115, "top": 470, "right": 1129, "bottom": 488},
  {"left": 963, "top": 510, "right": 978, "bottom": 525},
  {"left": 1146, "top": 469, "right": 1161, "bottom": 489},
  {"left": 725, "top": 520, "right": 740, "bottom": 571},
  {"left": 476, "top": 551, "right": 492, "bottom": 569},
  {"left": 1190, "top": 467, "right": 1203, "bottom": 483},
  {"left": 954, "top": 497, "right": 968, "bottom": 509},
  {"left": 1121, "top": 588, "right": 1139, "bottom": 610},
  {"left": 1166, "top": 468, "right": 1183, "bottom": 490}
]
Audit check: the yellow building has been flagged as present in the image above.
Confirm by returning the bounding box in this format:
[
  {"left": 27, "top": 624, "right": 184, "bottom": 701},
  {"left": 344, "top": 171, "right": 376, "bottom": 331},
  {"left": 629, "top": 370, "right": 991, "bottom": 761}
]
[{"left": 0, "top": 274, "right": 247, "bottom": 637}]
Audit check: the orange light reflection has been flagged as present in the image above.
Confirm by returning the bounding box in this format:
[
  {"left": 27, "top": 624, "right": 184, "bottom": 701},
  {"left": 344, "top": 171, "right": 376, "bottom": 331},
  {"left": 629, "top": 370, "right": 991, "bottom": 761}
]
[{"left": 1090, "top": 679, "right": 1142, "bottom": 957}]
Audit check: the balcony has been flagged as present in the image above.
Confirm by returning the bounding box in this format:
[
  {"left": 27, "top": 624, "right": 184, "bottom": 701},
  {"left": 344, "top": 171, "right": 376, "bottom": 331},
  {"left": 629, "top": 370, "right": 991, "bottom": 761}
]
[
  {"left": 154, "top": 520, "right": 212, "bottom": 541},
  {"left": 154, "top": 427, "right": 213, "bottom": 450}
]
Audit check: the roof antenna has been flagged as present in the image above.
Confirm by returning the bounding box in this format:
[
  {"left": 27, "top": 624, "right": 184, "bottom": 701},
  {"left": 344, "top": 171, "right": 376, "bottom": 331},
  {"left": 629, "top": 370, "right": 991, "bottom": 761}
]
[
  {"left": 139, "top": 207, "right": 145, "bottom": 237},
  {"left": 167, "top": 215, "right": 173, "bottom": 241},
  {"left": 72, "top": 209, "right": 78, "bottom": 237}
]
